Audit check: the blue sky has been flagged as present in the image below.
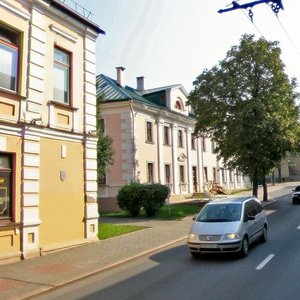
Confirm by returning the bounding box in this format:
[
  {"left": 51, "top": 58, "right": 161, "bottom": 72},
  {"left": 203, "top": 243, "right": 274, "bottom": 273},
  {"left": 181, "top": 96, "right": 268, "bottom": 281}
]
[{"left": 77, "top": 0, "right": 300, "bottom": 93}]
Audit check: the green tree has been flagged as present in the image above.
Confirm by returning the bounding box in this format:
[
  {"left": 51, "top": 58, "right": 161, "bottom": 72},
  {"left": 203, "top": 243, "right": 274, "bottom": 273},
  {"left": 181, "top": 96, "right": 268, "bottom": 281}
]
[
  {"left": 188, "top": 34, "right": 300, "bottom": 200},
  {"left": 96, "top": 94, "right": 114, "bottom": 184}
]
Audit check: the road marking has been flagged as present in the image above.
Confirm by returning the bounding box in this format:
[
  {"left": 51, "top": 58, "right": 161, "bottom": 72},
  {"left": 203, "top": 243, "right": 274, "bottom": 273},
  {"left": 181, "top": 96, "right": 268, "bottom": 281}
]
[{"left": 256, "top": 254, "right": 275, "bottom": 271}]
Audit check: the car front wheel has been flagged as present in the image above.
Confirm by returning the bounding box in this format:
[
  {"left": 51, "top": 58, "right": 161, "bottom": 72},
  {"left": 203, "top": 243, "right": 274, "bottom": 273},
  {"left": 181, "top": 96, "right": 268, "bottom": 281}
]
[
  {"left": 190, "top": 251, "right": 200, "bottom": 258},
  {"left": 239, "top": 237, "right": 249, "bottom": 258},
  {"left": 259, "top": 227, "right": 267, "bottom": 243}
]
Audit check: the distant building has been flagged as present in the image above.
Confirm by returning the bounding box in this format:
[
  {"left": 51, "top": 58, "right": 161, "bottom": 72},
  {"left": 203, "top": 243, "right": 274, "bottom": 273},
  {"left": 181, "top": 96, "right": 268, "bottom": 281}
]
[
  {"left": 0, "top": 0, "right": 104, "bottom": 263},
  {"left": 96, "top": 67, "right": 246, "bottom": 211}
]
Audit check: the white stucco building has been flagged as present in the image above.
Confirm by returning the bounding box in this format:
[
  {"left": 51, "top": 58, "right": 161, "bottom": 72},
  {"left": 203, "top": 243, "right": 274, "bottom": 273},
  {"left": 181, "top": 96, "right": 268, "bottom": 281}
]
[{"left": 96, "top": 67, "right": 246, "bottom": 211}]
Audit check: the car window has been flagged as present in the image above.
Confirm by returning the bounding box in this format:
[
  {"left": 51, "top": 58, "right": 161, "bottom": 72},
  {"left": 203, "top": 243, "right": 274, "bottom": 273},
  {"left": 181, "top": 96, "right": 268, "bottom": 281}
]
[
  {"left": 295, "top": 186, "right": 300, "bottom": 191},
  {"left": 244, "top": 202, "right": 255, "bottom": 218},
  {"left": 252, "top": 200, "right": 263, "bottom": 214},
  {"left": 196, "top": 204, "right": 241, "bottom": 222}
]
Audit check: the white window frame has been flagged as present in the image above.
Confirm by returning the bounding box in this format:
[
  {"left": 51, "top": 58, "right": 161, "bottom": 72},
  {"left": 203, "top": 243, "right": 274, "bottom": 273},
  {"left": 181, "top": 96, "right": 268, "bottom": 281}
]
[{"left": 53, "top": 47, "right": 71, "bottom": 104}]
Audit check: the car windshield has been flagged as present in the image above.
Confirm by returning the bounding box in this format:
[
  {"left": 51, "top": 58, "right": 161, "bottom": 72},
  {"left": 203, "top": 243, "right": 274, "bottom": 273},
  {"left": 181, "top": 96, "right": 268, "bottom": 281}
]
[
  {"left": 196, "top": 203, "right": 242, "bottom": 222},
  {"left": 295, "top": 186, "right": 300, "bottom": 192}
]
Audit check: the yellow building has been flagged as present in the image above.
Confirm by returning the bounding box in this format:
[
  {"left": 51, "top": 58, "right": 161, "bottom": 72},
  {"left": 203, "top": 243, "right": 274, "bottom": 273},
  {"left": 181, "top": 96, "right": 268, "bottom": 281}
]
[{"left": 0, "top": 0, "right": 104, "bottom": 263}]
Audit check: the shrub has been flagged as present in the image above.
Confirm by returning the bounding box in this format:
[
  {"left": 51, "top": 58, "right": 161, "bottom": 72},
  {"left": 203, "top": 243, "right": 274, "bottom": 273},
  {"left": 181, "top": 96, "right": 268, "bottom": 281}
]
[
  {"left": 117, "top": 183, "right": 169, "bottom": 217},
  {"left": 142, "top": 184, "right": 169, "bottom": 217},
  {"left": 116, "top": 182, "right": 143, "bottom": 216}
]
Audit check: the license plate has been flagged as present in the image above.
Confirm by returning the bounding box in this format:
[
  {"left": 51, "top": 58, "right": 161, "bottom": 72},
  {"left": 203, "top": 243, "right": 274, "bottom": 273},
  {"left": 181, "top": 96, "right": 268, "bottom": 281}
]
[{"left": 201, "top": 244, "right": 218, "bottom": 249}]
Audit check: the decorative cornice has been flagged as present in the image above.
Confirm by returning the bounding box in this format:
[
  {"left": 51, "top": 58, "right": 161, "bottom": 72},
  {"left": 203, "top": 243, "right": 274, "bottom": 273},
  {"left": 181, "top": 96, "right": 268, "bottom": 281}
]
[
  {"left": 49, "top": 24, "right": 78, "bottom": 43},
  {"left": 0, "top": 0, "right": 31, "bottom": 20}
]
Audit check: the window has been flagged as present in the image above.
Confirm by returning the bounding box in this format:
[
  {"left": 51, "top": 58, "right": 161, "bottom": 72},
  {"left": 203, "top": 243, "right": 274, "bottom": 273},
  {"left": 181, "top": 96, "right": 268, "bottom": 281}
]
[
  {"left": 53, "top": 48, "right": 70, "bottom": 104},
  {"left": 191, "top": 136, "right": 196, "bottom": 150},
  {"left": 165, "top": 164, "right": 171, "bottom": 184},
  {"left": 0, "top": 154, "right": 12, "bottom": 220},
  {"left": 146, "top": 121, "right": 153, "bottom": 143},
  {"left": 164, "top": 126, "right": 170, "bottom": 145},
  {"left": 147, "top": 162, "right": 154, "bottom": 183},
  {"left": 236, "top": 172, "right": 240, "bottom": 183},
  {"left": 229, "top": 171, "right": 233, "bottom": 182},
  {"left": 178, "top": 129, "right": 183, "bottom": 148},
  {"left": 0, "top": 26, "right": 19, "bottom": 92},
  {"left": 179, "top": 165, "right": 185, "bottom": 183},
  {"left": 201, "top": 137, "right": 206, "bottom": 152},
  {"left": 221, "top": 168, "right": 226, "bottom": 183},
  {"left": 211, "top": 140, "right": 216, "bottom": 153},
  {"left": 213, "top": 167, "right": 217, "bottom": 182},
  {"left": 175, "top": 97, "right": 184, "bottom": 111},
  {"left": 203, "top": 167, "right": 208, "bottom": 182}
]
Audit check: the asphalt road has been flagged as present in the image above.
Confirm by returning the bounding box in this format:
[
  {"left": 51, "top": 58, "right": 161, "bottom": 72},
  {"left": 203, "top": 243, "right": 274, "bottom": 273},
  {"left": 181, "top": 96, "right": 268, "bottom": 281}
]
[{"left": 33, "top": 184, "right": 300, "bottom": 300}]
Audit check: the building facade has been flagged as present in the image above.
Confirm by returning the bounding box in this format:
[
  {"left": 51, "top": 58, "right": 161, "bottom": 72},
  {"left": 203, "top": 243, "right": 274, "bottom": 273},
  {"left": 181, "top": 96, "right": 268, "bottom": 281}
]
[
  {"left": 97, "top": 68, "right": 246, "bottom": 211},
  {"left": 0, "top": 0, "right": 104, "bottom": 263}
]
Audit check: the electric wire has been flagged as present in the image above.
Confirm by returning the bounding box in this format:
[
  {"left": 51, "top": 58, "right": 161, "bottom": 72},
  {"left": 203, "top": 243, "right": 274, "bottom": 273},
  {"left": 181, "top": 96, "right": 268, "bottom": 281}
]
[
  {"left": 274, "top": 15, "right": 300, "bottom": 58},
  {"left": 240, "top": 9, "right": 265, "bottom": 38}
]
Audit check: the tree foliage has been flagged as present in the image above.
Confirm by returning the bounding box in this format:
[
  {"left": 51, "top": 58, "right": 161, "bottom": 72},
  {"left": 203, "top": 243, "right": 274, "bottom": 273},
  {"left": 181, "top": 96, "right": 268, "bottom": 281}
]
[
  {"left": 188, "top": 34, "right": 300, "bottom": 199},
  {"left": 96, "top": 94, "right": 115, "bottom": 183}
]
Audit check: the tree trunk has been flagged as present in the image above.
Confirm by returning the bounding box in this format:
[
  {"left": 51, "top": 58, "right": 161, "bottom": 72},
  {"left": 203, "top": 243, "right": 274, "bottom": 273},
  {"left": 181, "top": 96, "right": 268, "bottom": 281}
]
[
  {"left": 252, "top": 171, "right": 258, "bottom": 197},
  {"left": 262, "top": 175, "right": 268, "bottom": 202},
  {"left": 278, "top": 165, "right": 282, "bottom": 183}
]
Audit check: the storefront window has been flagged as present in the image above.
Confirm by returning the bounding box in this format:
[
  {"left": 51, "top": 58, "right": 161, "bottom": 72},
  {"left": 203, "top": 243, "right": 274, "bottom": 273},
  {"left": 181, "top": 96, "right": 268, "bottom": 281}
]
[{"left": 0, "top": 154, "right": 12, "bottom": 220}]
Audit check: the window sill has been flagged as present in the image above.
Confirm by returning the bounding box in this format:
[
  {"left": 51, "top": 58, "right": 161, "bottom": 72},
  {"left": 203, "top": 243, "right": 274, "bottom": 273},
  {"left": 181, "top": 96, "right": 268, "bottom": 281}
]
[
  {"left": 0, "top": 220, "right": 22, "bottom": 228},
  {"left": 0, "top": 86, "right": 18, "bottom": 95},
  {"left": 145, "top": 141, "right": 155, "bottom": 145},
  {"left": 48, "top": 100, "right": 78, "bottom": 111}
]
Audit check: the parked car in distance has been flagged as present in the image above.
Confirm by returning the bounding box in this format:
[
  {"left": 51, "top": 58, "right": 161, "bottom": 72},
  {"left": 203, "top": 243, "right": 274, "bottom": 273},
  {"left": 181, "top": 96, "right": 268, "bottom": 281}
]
[
  {"left": 187, "top": 196, "right": 268, "bottom": 258},
  {"left": 292, "top": 186, "right": 300, "bottom": 204}
]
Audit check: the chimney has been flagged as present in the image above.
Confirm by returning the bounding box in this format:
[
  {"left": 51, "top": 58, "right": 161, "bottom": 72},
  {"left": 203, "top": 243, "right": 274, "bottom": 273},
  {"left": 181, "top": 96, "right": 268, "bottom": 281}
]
[
  {"left": 116, "top": 66, "right": 126, "bottom": 87},
  {"left": 136, "top": 76, "right": 145, "bottom": 91}
]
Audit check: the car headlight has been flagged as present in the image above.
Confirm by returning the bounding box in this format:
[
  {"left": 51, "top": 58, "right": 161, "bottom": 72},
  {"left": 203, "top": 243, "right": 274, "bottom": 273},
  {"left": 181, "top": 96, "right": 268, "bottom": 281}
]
[
  {"left": 188, "top": 233, "right": 198, "bottom": 240},
  {"left": 224, "top": 233, "right": 239, "bottom": 240}
]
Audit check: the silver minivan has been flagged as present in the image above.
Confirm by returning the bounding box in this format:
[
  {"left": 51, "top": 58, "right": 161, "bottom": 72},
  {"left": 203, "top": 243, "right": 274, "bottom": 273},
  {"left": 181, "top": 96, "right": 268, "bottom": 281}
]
[{"left": 187, "top": 196, "right": 267, "bottom": 258}]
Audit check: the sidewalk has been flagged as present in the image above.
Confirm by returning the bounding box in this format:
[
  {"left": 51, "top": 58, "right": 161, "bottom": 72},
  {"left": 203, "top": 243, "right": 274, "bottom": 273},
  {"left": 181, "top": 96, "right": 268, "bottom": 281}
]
[
  {"left": 0, "top": 182, "right": 292, "bottom": 300},
  {"left": 0, "top": 218, "right": 193, "bottom": 300}
]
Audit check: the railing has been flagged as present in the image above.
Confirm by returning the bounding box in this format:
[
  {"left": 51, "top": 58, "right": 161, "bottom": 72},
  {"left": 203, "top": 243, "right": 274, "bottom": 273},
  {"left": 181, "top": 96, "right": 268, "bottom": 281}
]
[
  {"left": 179, "top": 183, "right": 188, "bottom": 193},
  {"left": 57, "top": 0, "right": 94, "bottom": 22}
]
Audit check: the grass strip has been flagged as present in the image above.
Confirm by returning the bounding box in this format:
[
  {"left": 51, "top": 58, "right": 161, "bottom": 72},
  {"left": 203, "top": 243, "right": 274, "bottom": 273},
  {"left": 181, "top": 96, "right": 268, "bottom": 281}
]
[
  {"left": 98, "top": 223, "right": 148, "bottom": 240},
  {"left": 101, "top": 204, "right": 204, "bottom": 220}
]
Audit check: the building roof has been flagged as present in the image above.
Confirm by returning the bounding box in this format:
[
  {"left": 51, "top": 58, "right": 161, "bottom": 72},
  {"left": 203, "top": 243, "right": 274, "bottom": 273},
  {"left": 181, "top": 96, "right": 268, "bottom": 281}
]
[
  {"left": 140, "top": 84, "right": 188, "bottom": 97},
  {"left": 96, "top": 74, "right": 162, "bottom": 108},
  {"left": 45, "top": 0, "right": 105, "bottom": 34},
  {"left": 96, "top": 74, "right": 195, "bottom": 123}
]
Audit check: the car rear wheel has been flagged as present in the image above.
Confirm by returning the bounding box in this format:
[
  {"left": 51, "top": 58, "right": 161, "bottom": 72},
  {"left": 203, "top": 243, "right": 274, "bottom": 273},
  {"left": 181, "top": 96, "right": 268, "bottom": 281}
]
[{"left": 239, "top": 237, "right": 249, "bottom": 258}]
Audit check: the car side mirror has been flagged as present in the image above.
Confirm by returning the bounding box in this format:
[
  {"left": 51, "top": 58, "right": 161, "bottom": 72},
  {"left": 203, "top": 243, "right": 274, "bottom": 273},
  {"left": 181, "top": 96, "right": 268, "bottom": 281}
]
[{"left": 193, "top": 216, "right": 196, "bottom": 221}]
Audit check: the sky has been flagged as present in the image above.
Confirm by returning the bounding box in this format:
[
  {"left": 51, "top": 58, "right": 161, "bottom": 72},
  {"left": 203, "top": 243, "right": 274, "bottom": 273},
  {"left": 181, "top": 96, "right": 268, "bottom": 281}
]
[{"left": 76, "top": 0, "right": 300, "bottom": 93}]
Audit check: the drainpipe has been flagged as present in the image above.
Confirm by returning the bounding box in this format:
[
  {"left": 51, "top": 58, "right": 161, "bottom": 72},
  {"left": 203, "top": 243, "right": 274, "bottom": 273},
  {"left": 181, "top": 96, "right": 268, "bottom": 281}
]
[
  {"left": 129, "top": 101, "right": 136, "bottom": 182},
  {"left": 156, "top": 111, "right": 162, "bottom": 184},
  {"left": 20, "top": 125, "right": 26, "bottom": 259}
]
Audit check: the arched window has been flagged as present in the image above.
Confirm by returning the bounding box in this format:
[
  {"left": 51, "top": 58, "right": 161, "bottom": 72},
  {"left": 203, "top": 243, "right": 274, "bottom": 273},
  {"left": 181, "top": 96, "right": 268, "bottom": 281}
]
[{"left": 175, "top": 98, "right": 184, "bottom": 111}]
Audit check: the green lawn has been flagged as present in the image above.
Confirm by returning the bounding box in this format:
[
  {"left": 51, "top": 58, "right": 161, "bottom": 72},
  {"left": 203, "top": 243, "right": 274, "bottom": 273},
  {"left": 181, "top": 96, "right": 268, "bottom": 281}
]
[
  {"left": 98, "top": 223, "right": 148, "bottom": 240},
  {"left": 98, "top": 204, "right": 205, "bottom": 240},
  {"left": 100, "top": 203, "right": 204, "bottom": 220}
]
